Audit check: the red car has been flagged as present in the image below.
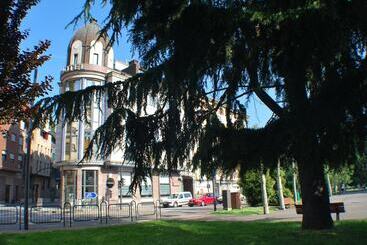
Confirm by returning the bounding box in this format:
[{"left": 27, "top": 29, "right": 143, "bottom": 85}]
[{"left": 188, "top": 193, "right": 216, "bottom": 207}]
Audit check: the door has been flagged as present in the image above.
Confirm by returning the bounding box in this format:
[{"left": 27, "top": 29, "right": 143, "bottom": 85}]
[
  {"left": 182, "top": 176, "right": 194, "bottom": 196},
  {"left": 5, "top": 185, "right": 10, "bottom": 203}
]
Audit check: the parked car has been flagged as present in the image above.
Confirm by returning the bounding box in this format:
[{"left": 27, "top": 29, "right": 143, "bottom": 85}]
[
  {"left": 188, "top": 193, "right": 216, "bottom": 207},
  {"left": 161, "top": 192, "right": 193, "bottom": 207}
]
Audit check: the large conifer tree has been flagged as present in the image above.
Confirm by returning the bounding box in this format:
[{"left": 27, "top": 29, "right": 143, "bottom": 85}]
[{"left": 36, "top": 0, "right": 367, "bottom": 230}]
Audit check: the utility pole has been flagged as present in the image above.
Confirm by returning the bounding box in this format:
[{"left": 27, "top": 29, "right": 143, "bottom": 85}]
[
  {"left": 24, "top": 69, "right": 37, "bottom": 230},
  {"left": 212, "top": 169, "right": 217, "bottom": 211}
]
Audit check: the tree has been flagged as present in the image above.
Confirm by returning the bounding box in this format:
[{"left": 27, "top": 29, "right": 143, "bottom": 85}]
[
  {"left": 0, "top": 0, "right": 52, "bottom": 123},
  {"left": 239, "top": 168, "right": 276, "bottom": 207},
  {"left": 352, "top": 154, "right": 367, "bottom": 188},
  {"left": 35, "top": 0, "right": 367, "bottom": 230},
  {"left": 327, "top": 165, "right": 354, "bottom": 194}
]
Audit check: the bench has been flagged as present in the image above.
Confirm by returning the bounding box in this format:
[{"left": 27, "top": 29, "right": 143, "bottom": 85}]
[{"left": 295, "top": 202, "right": 345, "bottom": 220}]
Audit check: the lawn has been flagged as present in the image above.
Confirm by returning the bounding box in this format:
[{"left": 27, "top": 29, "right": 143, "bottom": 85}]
[
  {"left": 211, "top": 206, "right": 278, "bottom": 216},
  {"left": 1, "top": 220, "right": 367, "bottom": 245}
]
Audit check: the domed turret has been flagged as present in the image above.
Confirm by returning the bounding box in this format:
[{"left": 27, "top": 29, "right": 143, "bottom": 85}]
[{"left": 67, "top": 19, "right": 114, "bottom": 68}]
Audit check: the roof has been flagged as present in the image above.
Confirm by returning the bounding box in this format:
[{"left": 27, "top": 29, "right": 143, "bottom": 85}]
[{"left": 69, "top": 19, "right": 109, "bottom": 46}]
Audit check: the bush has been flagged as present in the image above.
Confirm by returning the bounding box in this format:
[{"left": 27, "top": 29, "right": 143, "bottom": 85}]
[
  {"left": 240, "top": 168, "right": 294, "bottom": 206},
  {"left": 240, "top": 169, "right": 276, "bottom": 206}
]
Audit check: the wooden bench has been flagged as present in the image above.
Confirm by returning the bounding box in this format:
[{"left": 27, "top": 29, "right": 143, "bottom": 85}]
[{"left": 295, "top": 202, "right": 345, "bottom": 220}]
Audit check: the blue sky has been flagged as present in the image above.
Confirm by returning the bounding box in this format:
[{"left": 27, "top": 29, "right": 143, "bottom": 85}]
[{"left": 21, "top": 0, "right": 272, "bottom": 127}]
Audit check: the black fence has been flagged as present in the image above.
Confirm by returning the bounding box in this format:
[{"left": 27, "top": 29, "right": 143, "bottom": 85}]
[
  {"left": 0, "top": 205, "right": 19, "bottom": 225},
  {"left": 0, "top": 200, "right": 161, "bottom": 230},
  {"left": 30, "top": 205, "right": 62, "bottom": 224}
]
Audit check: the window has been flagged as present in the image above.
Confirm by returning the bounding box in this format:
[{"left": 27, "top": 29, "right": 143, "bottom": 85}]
[
  {"left": 184, "top": 193, "right": 191, "bottom": 198},
  {"left": 93, "top": 53, "right": 99, "bottom": 65},
  {"left": 64, "top": 170, "right": 76, "bottom": 203},
  {"left": 1, "top": 151, "right": 6, "bottom": 161},
  {"left": 160, "top": 175, "right": 170, "bottom": 196},
  {"left": 18, "top": 155, "right": 22, "bottom": 161},
  {"left": 11, "top": 134, "right": 16, "bottom": 142},
  {"left": 141, "top": 178, "right": 152, "bottom": 197},
  {"left": 119, "top": 172, "right": 132, "bottom": 197},
  {"left": 9, "top": 153, "right": 14, "bottom": 160},
  {"left": 73, "top": 54, "right": 78, "bottom": 66},
  {"left": 82, "top": 170, "right": 98, "bottom": 201}
]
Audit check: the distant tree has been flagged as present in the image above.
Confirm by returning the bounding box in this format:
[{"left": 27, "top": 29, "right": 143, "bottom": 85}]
[
  {"left": 327, "top": 165, "right": 354, "bottom": 193},
  {"left": 35, "top": 0, "right": 367, "bottom": 230},
  {"left": 0, "top": 0, "right": 52, "bottom": 123},
  {"left": 352, "top": 154, "right": 367, "bottom": 188}
]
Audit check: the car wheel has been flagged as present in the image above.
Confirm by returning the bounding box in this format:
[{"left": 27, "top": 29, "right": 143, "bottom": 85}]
[
  {"left": 173, "top": 202, "right": 178, "bottom": 208},
  {"left": 201, "top": 201, "right": 205, "bottom": 206}
]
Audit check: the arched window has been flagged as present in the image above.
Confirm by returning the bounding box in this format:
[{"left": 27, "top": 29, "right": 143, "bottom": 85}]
[{"left": 70, "top": 40, "right": 82, "bottom": 66}]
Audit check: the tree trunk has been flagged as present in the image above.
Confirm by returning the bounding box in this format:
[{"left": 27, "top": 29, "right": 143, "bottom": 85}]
[
  {"left": 297, "top": 156, "right": 333, "bottom": 229},
  {"left": 326, "top": 173, "right": 332, "bottom": 197},
  {"left": 260, "top": 167, "right": 269, "bottom": 214},
  {"left": 276, "top": 160, "right": 285, "bottom": 210}
]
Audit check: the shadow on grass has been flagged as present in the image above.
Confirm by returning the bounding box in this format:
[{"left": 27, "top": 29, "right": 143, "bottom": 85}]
[{"left": 0, "top": 220, "right": 366, "bottom": 245}]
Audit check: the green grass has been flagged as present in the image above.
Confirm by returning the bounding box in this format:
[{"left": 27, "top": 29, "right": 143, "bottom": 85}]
[
  {"left": 211, "top": 206, "right": 278, "bottom": 216},
  {"left": 1, "top": 220, "right": 367, "bottom": 245}
]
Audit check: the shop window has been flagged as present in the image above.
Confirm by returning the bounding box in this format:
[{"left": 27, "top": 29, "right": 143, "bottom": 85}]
[
  {"left": 64, "top": 170, "right": 76, "bottom": 203},
  {"left": 141, "top": 177, "right": 152, "bottom": 197},
  {"left": 82, "top": 170, "right": 98, "bottom": 201},
  {"left": 119, "top": 172, "right": 132, "bottom": 197},
  {"left": 160, "top": 175, "right": 171, "bottom": 196}
]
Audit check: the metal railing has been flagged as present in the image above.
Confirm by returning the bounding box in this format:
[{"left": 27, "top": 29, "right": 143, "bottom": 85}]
[
  {"left": 137, "top": 202, "right": 155, "bottom": 216},
  {"left": 30, "top": 205, "right": 62, "bottom": 224},
  {"left": 0, "top": 200, "right": 161, "bottom": 230},
  {"left": 72, "top": 203, "right": 100, "bottom": 222},
  {"left": 0, "top": 204, "right": 18, "bottom": 225},
  {"left": 108, "top": 203, "right": 131, "bottom": 221}
]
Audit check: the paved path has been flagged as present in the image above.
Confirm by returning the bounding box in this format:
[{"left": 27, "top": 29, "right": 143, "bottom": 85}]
[
  {"left": 161, "top": 192, "right": 367, "bottom": 222},
  {"left": 1, "top": 192, "right": 366, "bottom": 233}
]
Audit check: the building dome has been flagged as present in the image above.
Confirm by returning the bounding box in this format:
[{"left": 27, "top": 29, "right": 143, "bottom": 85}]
[
  {"left": 67, "top": 19, "right": 113, "bottom": 67},
  {"left": 70, "top": 19, "right": 109, "bottom": 46}
]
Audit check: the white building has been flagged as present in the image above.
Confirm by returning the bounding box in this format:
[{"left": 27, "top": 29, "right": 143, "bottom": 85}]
[{"left": 55, "top": 20, "right": 240, "bottom": 205}]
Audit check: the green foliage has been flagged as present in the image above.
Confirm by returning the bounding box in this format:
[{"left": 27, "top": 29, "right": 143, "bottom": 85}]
[
  {"left": 352, "top": 154, "right": 367, "bottom": 187},
  {"left": 240, "top": 169, "right": 276, "bottom": 206},
  {"left": 327, "top": 165, "right": 355, "bottom": 193},
  {"left": 0, "top": 0, "right": 52, "bottom": 123}
]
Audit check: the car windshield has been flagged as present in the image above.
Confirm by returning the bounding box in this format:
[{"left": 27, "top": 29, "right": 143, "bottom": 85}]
[{"left": 168, "top": 194, "right": 178, "bottom": 199}]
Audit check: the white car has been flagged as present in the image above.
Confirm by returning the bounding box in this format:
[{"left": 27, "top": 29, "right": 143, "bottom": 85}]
[{"left": 161, "top": 192, "right": 193, "bottom": 207}]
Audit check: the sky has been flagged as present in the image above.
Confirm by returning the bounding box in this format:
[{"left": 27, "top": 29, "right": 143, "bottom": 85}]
[{"left": 21, "top": 0, "right": 272, "bottom": 128}]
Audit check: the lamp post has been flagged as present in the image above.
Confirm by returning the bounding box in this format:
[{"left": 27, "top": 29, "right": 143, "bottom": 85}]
[
  {"left": 24, "top": 69, "right": 37, "bottom": 230},
  {"left": 212, "top": 169, "right": 217, "bottom": 211}
]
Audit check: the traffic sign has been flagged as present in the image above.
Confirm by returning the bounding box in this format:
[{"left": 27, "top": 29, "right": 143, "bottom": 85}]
[{"left": 85, "top": 192, "right": 97, "bottom": 199}]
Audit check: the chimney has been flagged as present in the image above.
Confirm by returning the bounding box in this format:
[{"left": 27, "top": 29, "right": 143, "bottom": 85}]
[{"left": 126, "top": 59, "right": 140, "bottom": 75}]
